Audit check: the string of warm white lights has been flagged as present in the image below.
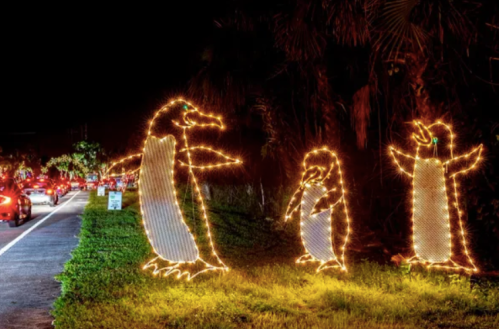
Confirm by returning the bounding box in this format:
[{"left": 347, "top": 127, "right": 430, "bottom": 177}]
[
  {"left": 390, "top": 120, "right": 482, "bottom": 272},
  {"left": 108, "top": 98, "right": 241, "bottom": 280},
  {"left": 126, "top": 167, "right": 141, "bottom": 175},
  {"left": 104, "top": 156, "right": 141, "bottom": 192},
  {"left": 179, "top": 129, "right": 228, "bottom": 272},
  {"left": 178, "top": 146, "right": 241, "bottom": 169},
  {"left": 285, "top": 147, "right": 351, "bottom": 272},
  {"left": 105, "top": 153, "right": 143, "bottom": 177}
]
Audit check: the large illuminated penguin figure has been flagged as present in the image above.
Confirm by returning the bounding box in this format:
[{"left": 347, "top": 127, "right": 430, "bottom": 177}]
[
  {"left": 390, "top": 121, "right": 483, "bottom": 271},
  {"left": 106, "top": 99, "right": 241, "bottom": 280},
  {"left": 285, "top": 148, "right": 351, "bottom": 272}
]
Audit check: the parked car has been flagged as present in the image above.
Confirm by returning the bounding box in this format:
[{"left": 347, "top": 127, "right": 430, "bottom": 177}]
[
  {"left": 61, "top": 178, "right": 72, "bottom": 192},
  {"left": 70, "top": 178, "right": 85, "bottom": 190},
  {"left": 54, "top": 179, "right": 70, "bottom": 196},
  {"left": 0, "top": 178, "right": 32, "bottom": 227},
  {"left": 22, "top": 180, "right": 58, "bottom": 207},
  {"left": 86, "top": 180, "right": 98, "bottom": 190},
  {"left": 116, "top": 176, "right": 130, "bottom": 192},
  {"left": 98, "top": 178, "right": 110, "bottom": 189},
  {"left": 100, "top": 178, "right": 116, "bottom": 190}
]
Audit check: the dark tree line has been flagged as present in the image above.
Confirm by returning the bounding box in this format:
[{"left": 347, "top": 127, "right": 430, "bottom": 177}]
[{"left": 183, "top": 0, "right": 498, "bottom": 269}]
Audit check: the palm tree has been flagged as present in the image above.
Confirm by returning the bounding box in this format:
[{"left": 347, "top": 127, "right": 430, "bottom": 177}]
[
  {"left": 188, "top": 0, "right": 499, "bottom": 265},
  {"left": 0, "top": 150, "right": 39, "bottom": 179},
  {"left": 191, "top": 0, "right": 497, "bottom": 147}
]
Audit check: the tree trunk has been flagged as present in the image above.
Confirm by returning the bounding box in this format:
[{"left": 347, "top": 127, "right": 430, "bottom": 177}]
[{"left": 391, "top": 53, "right": 432, "bottom": 119}]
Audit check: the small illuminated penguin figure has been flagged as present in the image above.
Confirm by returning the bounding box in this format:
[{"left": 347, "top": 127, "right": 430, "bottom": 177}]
[
  {"left": 105, "top": 99, "right": 241, "bottom": 280},
  {"left": 390, "top": 121, "right": 483, "bottom": 271},
  {"left": 285, "top": 148, "right": 351, "bottom": 272}
]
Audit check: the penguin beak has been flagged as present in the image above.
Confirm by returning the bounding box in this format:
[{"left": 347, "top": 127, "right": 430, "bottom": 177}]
[
  {"left": 184, "top": 110, "right": 224, "bottom": 129},
  {"left": 412, "top": 121, "right": 432, "bottom": 146},
  {"left": 302, "top": 166, "right": 324, "bottom": 185}
]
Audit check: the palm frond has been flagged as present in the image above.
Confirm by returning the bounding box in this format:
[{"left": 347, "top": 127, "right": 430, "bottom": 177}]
[
  {"left": 323, "top": 0, "right": 372, "bottom": 47},
  {"left": 273, "top": 1, "right": 327, "bottom": 62},
  {"left": 373, "top": 0, "right": 426, "bottom": 59}
]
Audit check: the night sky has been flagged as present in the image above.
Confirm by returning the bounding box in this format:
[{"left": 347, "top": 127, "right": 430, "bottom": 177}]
[{"left": 1, "top": 3, "right": 221, "bottom": 156}]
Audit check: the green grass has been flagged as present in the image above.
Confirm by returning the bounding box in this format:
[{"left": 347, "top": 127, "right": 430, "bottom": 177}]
[{"left": 53, "top": 191, "right": 499, "bottom": 328}]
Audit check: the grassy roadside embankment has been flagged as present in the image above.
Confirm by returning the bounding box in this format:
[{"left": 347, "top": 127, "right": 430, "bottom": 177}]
[{"left": 53, "top": 191, "right": 499, "bottom": 328}]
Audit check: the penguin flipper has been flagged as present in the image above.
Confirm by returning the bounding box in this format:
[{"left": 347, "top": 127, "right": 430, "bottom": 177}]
[
  {"left": 285, "top": 187, "right": 304, "bottom": 221},
  {"left": 178, "top": 147, "right": 241, "bottom": 169},
  {"left": 310, "top": 189, "right": 342, "bottom": 217},
  {"left": 446, "top": 144, "right": 483, "bottom": 177},
  {"left": 389, "top": 146, "right": 415, "bottom": 177}
]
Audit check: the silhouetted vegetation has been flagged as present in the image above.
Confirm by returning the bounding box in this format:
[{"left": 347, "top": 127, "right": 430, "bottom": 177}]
[{"left": 184, "top": 0, "right": 499, "bottom": 270}]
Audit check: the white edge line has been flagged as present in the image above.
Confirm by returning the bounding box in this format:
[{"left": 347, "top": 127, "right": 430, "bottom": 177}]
[{"left": 0, "top": 191, "right": 83, "bottom": 257}]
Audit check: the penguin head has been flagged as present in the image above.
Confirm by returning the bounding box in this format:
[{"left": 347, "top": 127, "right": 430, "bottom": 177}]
[
  {"left": 148, "top": 99, "right": 225, "bottom": 136},
  {"left": 301, "top": 149, "right": 335, "bottom": 185},
  {"left": 412, "top": 121, "right": 433, "bottom": 147},
  {"left": 412, "top": 120, "right": 454, "bottom": 160},
  {"left": 172, "top": 103, "right": 224, "bottom": 130}
]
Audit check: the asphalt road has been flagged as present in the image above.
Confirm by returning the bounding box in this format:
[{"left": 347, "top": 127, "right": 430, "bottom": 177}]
[{"left": 0, "top": 190, "right": 89, "bottom": 329}]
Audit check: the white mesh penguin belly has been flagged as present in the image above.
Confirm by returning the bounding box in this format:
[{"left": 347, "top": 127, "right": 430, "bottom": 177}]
[
  {"left": 301, "top": 184, "right": 336, "bottom": 262},
  {"left": 140, "top": 135, "right": 199, "bottom": 262},
  {"left": 412, "top": 158, "right": 451, "bottom": 263}
]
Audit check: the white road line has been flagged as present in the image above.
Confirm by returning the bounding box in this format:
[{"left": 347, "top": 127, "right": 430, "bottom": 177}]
[{"left": 0, "top": 191, "right": 82, "bottom": 258}]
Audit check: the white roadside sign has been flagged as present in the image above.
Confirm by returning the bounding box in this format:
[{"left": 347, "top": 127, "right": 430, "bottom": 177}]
[
  {"left": 97, "top": 186, "right": 105, "bottom": 196},
  {"left": 108, "top": 191, "right": 122, "bottom": 210}
]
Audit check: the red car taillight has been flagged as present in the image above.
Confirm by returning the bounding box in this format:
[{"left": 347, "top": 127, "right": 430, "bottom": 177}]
[
  {"left": 0, "top": 196, "right": 12, "bottom": 205},
  {"left": 46, "top": 189, "right": 54, "bottom": 195}
]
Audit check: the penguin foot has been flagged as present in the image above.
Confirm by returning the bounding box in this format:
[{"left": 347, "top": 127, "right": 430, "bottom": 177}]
[
  {"left": 406, "top": 256, "right": 476, "bottom": 272},
  {"left": 296, "top": 254, "right": 315, "bottom": 264},
  {"left": 316, "top": 259, "right": 345, "bottom": 273},
  {"left": 143, "top": 256, "right": 229, "bottom": 280},
  {"left": 296, "top": 254, "right": 345, "bottom": 272}
]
